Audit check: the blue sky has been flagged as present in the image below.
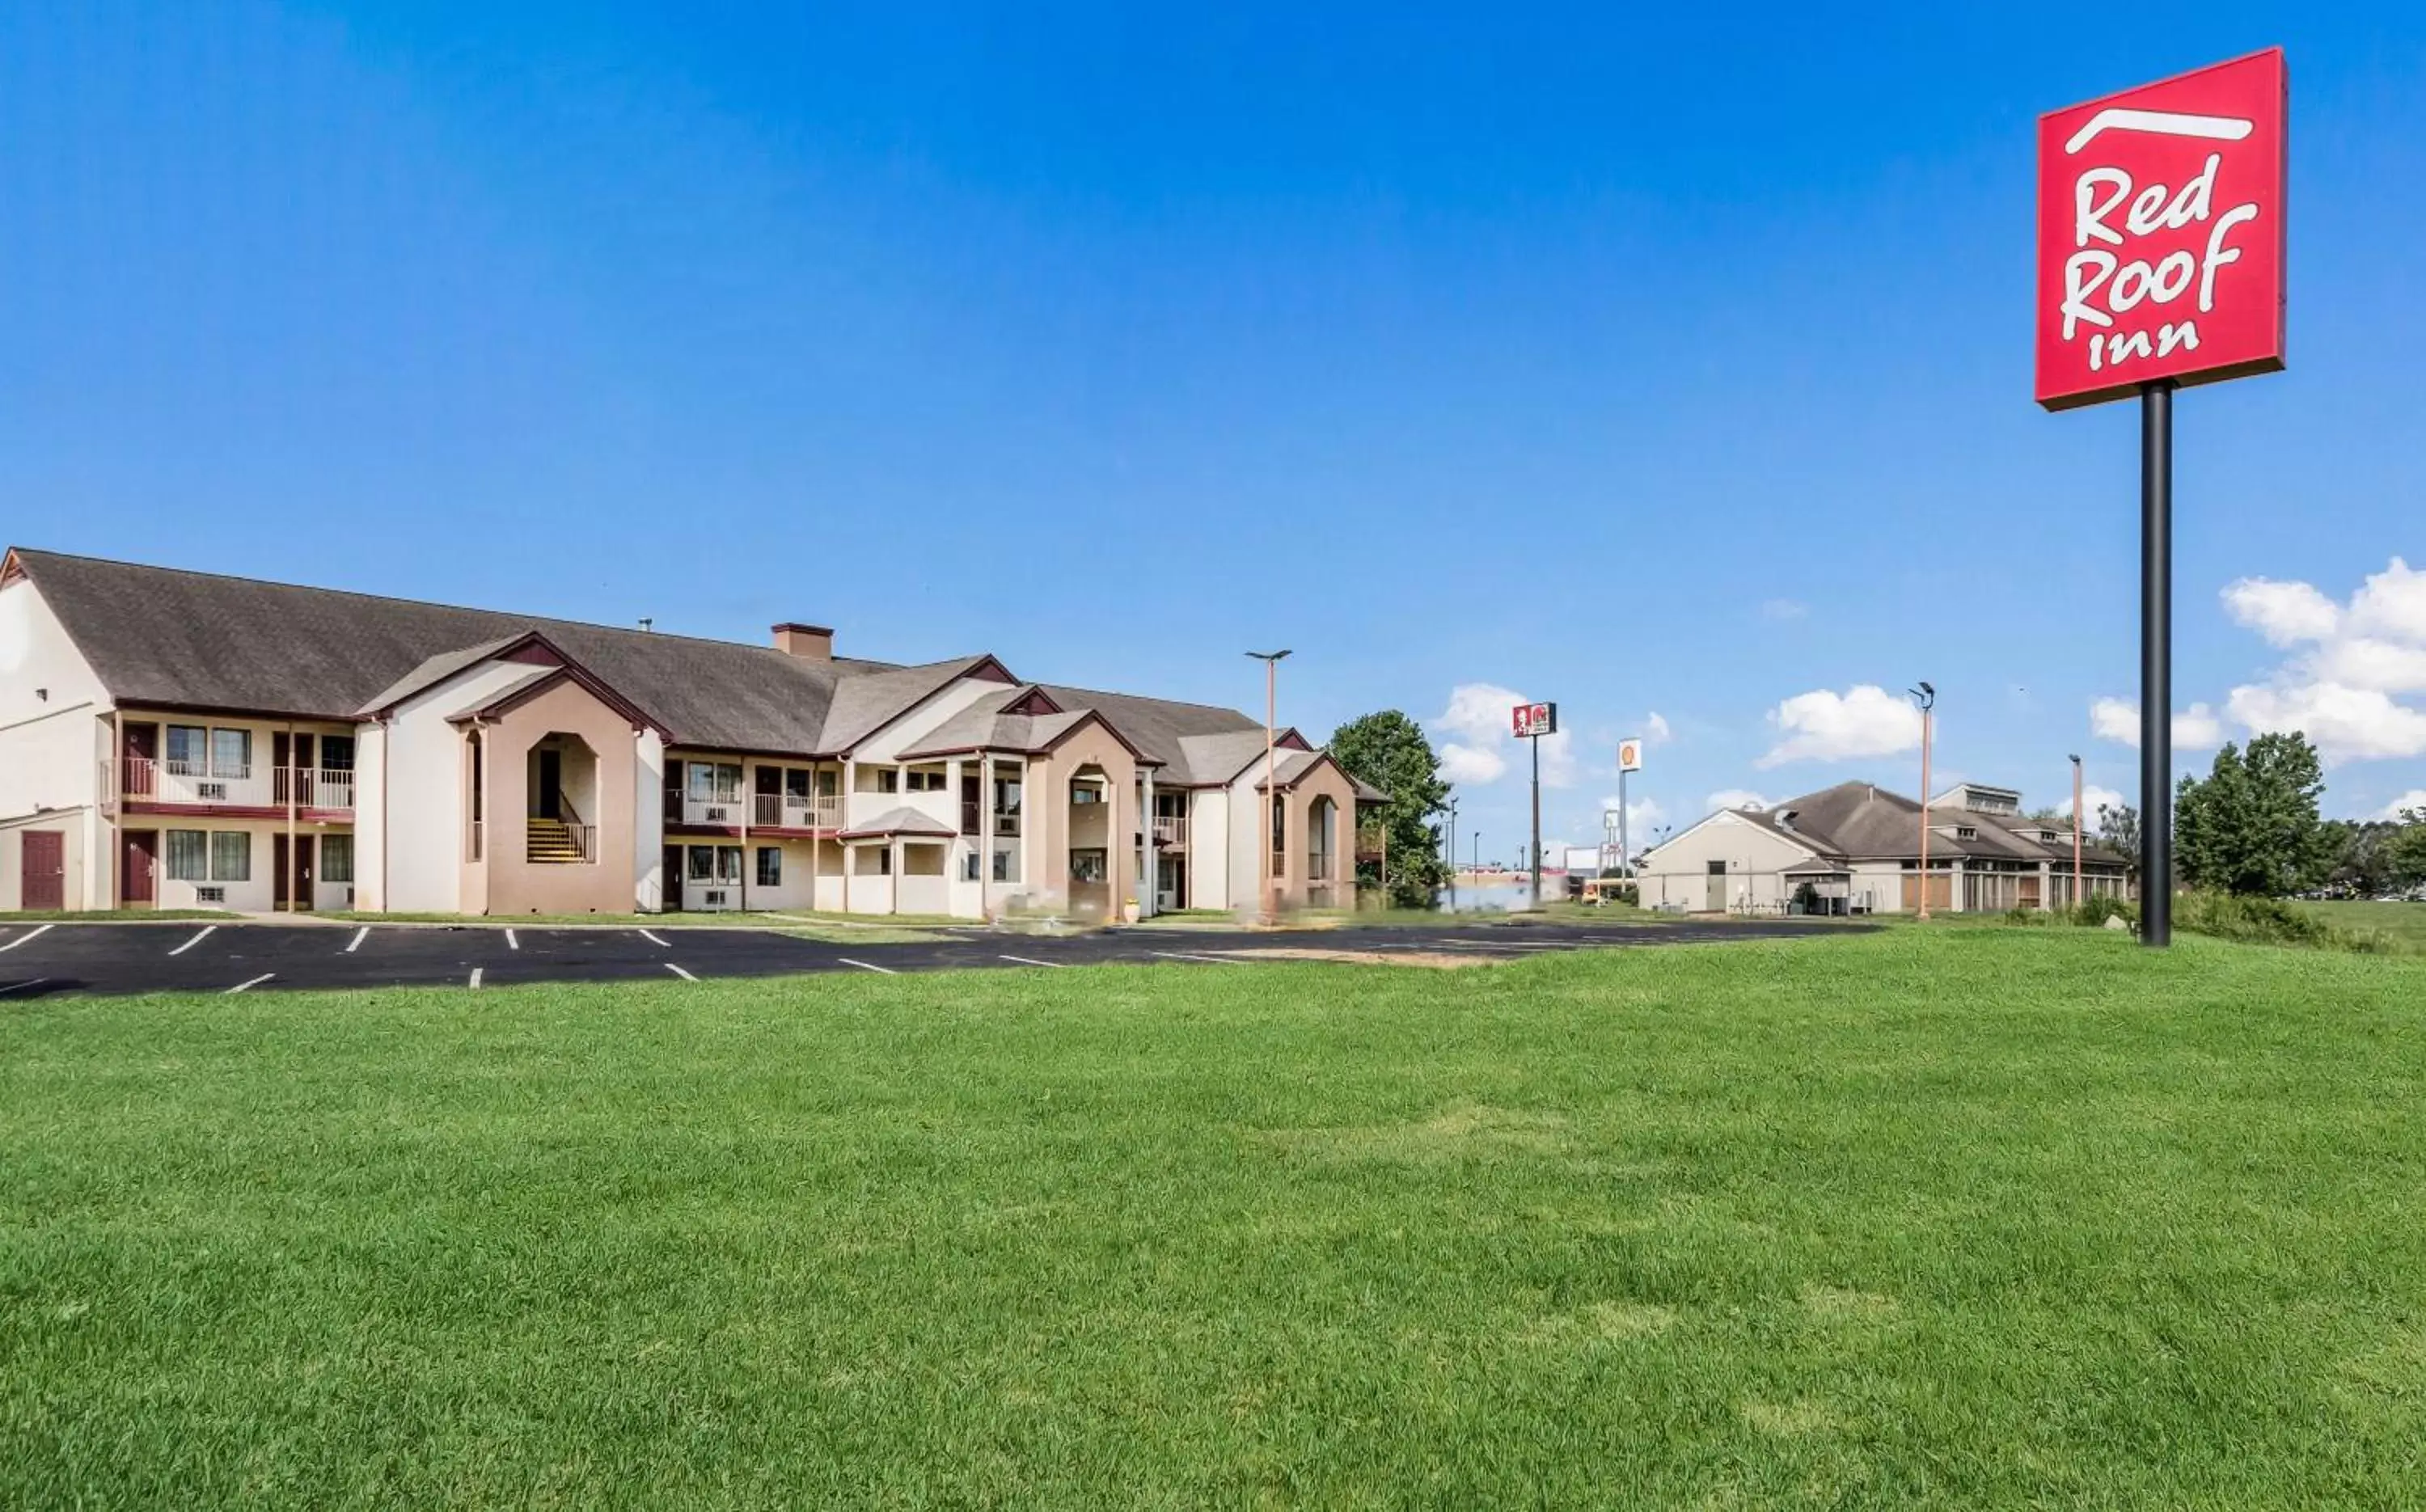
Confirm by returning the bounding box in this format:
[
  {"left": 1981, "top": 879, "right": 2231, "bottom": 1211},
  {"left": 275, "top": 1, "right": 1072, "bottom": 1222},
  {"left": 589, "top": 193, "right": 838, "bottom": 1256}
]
[{"left": 4, "top": 3, "right": 2423, "bottom": 863}]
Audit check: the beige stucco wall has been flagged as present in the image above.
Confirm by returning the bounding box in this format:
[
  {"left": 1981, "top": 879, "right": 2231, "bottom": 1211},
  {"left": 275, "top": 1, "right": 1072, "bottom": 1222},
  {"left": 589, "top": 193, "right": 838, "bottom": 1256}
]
[
  {"left": 1637, "top": 811, "right": 1820, "bottom": 913},
  {"left": 1281, "top": 762, "right": 1359, "bottom": 910},
  {"left": 1029, "top": 722, "right": 1138, "bottom": 920},
  {"left": 0, "top": 577, "right": 111, "bottom": 908},
  {"left": 384, "top": 661, "right": 540, "bottom": 913},
  {"left": 0, "top": 816, "right": 84, "bottom": 912},
  {"left": 471, "top": 678, "right": 640, "bottom": 916}
]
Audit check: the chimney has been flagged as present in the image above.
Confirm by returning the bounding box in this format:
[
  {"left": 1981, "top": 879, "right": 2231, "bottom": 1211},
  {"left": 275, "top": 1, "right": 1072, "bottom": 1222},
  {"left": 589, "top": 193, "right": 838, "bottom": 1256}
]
[{"left": 771, "top": 622, "right": 833, "bottom": 661}]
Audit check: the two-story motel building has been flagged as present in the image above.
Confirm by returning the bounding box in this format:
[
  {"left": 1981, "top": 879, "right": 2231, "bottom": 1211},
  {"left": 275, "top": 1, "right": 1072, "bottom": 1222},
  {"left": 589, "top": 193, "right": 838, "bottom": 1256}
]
[{"left": 0, "top": 549, "right": 1380, "bottom": 919}]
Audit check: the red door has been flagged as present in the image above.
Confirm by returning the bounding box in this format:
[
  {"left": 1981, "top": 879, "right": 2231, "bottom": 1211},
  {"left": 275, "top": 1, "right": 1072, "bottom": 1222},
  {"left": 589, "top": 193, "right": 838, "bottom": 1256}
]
[
  {"left": 122, "top": 830, "right": 158, "bottom": 906},
  {"left": 21, "top": 830, "right": 66, "bottom": 911},
  {"left": 274, "top": 835, "right": 315, "bottom": 910},
  {"left": 123, "top": 722, "right": 158, "bottom": 797}
]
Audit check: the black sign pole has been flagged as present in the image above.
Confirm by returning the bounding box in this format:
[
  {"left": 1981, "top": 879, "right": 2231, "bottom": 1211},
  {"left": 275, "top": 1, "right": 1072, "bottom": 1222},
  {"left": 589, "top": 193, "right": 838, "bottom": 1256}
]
[
  {"left": 1528, "top": 732, "right": 1541, "bottom": 910},
  {"left": 2139, "top": 380, "right": 2175, "bottom": 947}
]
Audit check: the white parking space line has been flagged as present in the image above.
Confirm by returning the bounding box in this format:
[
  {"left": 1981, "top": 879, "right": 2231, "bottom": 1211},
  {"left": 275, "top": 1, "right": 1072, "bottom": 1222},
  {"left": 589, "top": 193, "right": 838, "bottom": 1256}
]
[
  {"left": 225, "top": 973, "right": 275, "bottom": 995},
  {"left": 838, "top": 958, "right": 897, "bottom": 975},
  {"left": 469, "top": 968, "right": 484, "bottom": 990},
  {"left": 1150, "top": 951, "right": 1249, "bottom": 965},
  {"left": 167, "top": 926, "right": 216, "bottom": 957},
  {"left": 663, "top": 963, "right": 698, "bottom": 982},
  {"left": 638, "top": 930, "right": 670, "bottom": 948},
  {"left": 506, "top": 930, "right": 520, "bottom": 950},
  {"left": 0, "top": 923, "right": 54, "bottom": 952},
  {"left": 344, "top": 926, "right": 370, "bottom": 953},
  {"left": 0, "top": 978, "right": 50, "bottom": 996},
  {"left": 998, "top": 954, "right": 1063, "bottom": 968}
]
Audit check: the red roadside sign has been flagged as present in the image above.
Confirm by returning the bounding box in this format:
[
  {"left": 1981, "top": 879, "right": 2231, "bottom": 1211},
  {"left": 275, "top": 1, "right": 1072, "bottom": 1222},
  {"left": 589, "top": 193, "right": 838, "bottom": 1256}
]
[{"left": 2035, "top": 49, "right": 2286, "bottom": 411}]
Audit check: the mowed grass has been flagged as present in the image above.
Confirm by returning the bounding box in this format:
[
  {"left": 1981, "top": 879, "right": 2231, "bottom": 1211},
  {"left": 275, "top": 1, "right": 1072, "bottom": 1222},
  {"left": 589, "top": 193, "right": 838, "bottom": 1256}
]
[
  {"left": 6, "top": 931, "right": 2426, "bottom": 1507},
  {"left": 2295, "top": 898, "right": 2426, "bottom": 949}
]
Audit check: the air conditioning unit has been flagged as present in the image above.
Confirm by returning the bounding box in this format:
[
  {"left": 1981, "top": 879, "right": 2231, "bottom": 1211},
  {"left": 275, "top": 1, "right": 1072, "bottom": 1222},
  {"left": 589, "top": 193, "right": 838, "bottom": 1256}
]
[
  {"left": 197, "top": 886, "right": 226, "bottom": 904},
  {"left": 704, "top": 807, "right": 729, "bottom": 821},
  {"left": 701, "top": 889, "right": 729, "bottom": 908},
  {"left": 197, "top": 782, "right": 227, "bottom": 800}
]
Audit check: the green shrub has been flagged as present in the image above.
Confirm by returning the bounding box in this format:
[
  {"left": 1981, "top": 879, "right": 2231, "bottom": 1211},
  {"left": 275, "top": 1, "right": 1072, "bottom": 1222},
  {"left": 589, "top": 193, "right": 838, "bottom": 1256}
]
[
  {"left": 2001, "top": 905, "right": 2052, "bottom": 927},
  {"left": 2173, "top": 890, "right": 2393, "bottom": 953},
  {"left": 2072, "top": 895, "right": 2138, "bottom": 929}
]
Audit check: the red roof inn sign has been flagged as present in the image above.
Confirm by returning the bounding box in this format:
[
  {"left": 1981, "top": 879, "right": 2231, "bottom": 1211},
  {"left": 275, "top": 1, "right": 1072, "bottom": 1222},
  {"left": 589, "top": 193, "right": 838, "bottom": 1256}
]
[
  {"left": 2035, "top": 49, "right": 2285, "bottom": 411},
  {"left": 2036, "top": 49, "right": 2286, "bottom": 951}
]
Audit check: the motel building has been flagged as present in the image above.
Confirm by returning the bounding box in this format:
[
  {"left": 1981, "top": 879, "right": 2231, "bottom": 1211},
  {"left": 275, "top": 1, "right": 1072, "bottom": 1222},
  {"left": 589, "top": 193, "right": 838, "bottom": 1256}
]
[
  {"left": 0, "top": 548, "right": 1381, "bottom": 920},
  {"left": 1635, "top": 781, "right": 2134, "bottom": 917}
]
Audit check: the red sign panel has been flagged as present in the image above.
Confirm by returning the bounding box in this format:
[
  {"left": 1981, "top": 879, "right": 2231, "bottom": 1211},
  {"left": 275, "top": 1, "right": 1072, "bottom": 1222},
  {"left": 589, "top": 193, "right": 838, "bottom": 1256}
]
[
  {"left": 2035, "top": 49, "right": 2286, "bottom": 411},
  {"left": 1511, "top": 701, "right": 1557, "bottom": 738}
]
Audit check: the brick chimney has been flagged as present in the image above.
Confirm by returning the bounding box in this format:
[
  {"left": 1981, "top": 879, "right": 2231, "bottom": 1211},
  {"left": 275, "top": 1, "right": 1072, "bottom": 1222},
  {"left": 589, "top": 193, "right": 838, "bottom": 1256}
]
[{"left": 771, "top": 623, "right": 833, "bottom": 661}]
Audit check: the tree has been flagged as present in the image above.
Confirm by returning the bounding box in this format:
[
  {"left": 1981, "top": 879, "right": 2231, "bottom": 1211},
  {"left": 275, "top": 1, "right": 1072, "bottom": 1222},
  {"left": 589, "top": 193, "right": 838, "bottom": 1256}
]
[
  {"left": 2386, "top": 808, "right": 2426, "bottom": 892},
  {"left": 2095, "top": 800, "right": 2141, "bottom": 880},
  {"left": 1329, "top": 710, "right": 1451, "bottom": 909},
  {"left": 2173, "top": 731, "right": 2334, "bottom": 897}
]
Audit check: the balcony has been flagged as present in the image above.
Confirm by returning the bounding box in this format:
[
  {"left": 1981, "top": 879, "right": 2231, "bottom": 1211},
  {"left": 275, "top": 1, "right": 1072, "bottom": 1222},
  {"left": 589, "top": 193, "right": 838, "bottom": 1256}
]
[
  {"left": 1152, "top": 814, "right": 1189, "bottom": 847},
  {"left": 273, "top": 767, "right": 357, "bottom": 813},
  {"left": 750, "top": 792, "right": 842, "bottom": 830},
  {"left": 119, "top": 755, "right": 269, "bottom": 809}
]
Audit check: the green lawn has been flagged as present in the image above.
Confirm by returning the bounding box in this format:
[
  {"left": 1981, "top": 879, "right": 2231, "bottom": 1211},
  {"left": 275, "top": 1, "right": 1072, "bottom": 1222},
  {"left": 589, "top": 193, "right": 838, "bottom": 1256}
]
[
  {"left": 6, "top": 930, "right": 2425, "bottom": 1506},
  {"left": 2294, "top": 898, "right": 2426, "bottom": 949}
]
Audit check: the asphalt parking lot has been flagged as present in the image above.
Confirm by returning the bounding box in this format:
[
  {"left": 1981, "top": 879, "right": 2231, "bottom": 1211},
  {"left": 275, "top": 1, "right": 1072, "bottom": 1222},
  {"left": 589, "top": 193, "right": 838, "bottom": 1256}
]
[{"left": 0, "top": 916, "right": 1862, "bottom": 999}]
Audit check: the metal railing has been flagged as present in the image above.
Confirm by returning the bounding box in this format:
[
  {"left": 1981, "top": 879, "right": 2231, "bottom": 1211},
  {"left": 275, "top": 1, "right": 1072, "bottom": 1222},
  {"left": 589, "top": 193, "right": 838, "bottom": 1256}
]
[
  {"left": 1152, "top": 814, "right": 1188, "bottom": 846},
  {"left": 272, "top": 767, "right": 358, "bottom": 810},
  {"left": 752, "top": 792, "right": 841, "bottom": 828}
]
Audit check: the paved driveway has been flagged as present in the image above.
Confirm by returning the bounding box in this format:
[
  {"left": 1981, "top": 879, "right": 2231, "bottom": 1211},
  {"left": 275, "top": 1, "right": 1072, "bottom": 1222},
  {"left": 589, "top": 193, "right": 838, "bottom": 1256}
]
[{"left": 0, "top": 917, "right": 1862, "bottom": 999}]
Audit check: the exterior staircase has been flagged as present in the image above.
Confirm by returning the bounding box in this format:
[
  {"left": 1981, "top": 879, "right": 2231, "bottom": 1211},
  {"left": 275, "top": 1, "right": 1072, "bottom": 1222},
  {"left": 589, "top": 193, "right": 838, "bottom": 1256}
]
[{"left": 526, "top": 817, "right": 586, "bottom": 864}]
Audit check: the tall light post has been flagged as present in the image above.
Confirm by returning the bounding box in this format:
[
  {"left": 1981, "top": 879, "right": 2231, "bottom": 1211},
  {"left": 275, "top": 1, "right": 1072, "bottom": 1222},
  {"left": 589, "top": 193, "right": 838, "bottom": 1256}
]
[
  {"left": 1908, "top": 682, "right": 1936, "bottom": 919},
  {"left": 1443, "top": 796, "right": 1459, "bottom": 913},
  {"left": 2069, "top": 752, "right": 2085, "bottom": 911},
  {"left": 1245, "top": 649, "right": 1291, "bottom": 923}
]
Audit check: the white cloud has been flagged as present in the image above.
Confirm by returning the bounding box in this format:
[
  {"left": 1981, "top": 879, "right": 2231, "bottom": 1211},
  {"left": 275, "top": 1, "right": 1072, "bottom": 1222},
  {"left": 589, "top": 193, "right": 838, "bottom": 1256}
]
[
  {"left": 1643, "top": 712, "right": 1673, "bottom": 745},
  {"left": 2350, "top": 558, "right": 2426, "bottom": 644},
  {"left": 1756, "top": 685, "right": 1921, "bottom": 768},
  {"left": 2213, "top": 559, "right": 2426, "bottom": 765},
  {"left": 1439, "top": 742, "right": 1506, "bottom": 785},
  {"left": 1760, "top": 599, "right": 1807, "bottom": 622},
  {"left": 2090, "top": 698, "right": 2222, "bottom": 749},
  {"left": 1431, "top": 681, "right": 1572, "bottom": 788},
  {"left": 2056, "top": 783, "right": 2127, "bottom": 820},
  {"left": 1600, "top": 793, "right": 1667, "bottom": 833},
  {"left": 2222, "top": 577, "right": 2340, "bottom": 645},
  {"left": 2375, "top": 789, "right": 2426, "bottom": 821},
  {"left": 1706, "top": 789, "right": 1773, "bottom": 813},
  {"left": 2225, "top": 682, "right": 2426, "bottom": 763}
]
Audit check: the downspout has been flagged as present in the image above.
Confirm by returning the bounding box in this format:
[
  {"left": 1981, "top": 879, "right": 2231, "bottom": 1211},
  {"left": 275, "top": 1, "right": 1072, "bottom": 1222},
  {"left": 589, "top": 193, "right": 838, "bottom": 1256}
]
[
  {"left": 110, "top": 708, "right": 123, "bottom": 910},
  {"left": 285, "top": 719, "right": 298, "bottom": 913},
  {"left": 738, "top": 759, "right": 749, "bottom": 915}
]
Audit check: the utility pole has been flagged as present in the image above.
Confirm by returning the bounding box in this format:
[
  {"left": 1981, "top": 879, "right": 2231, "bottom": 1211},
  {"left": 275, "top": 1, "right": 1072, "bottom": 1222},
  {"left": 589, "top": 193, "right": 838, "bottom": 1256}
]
[
  {"left": 1908, "top": 682, "right": 1936, "bottom": 919},
  {"left": 1245, "top": 650, "right": 1291, "bottom": 924},
  {"left": 2070, "top": 753, "right": 2085, "bottom": 911}
]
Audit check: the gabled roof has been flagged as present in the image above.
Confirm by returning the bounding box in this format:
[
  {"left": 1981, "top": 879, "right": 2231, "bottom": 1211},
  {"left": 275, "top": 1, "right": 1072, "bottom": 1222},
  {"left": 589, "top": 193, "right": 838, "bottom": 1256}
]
[
  {"left": 812, "top": 656, "right": 1013, "bottom": 753},
  {"left": 839, "top": 805, "right": 957, "bottom": 840},
  {"left": 1717, "top": 780, "right": 2132, "bottom": 867}
]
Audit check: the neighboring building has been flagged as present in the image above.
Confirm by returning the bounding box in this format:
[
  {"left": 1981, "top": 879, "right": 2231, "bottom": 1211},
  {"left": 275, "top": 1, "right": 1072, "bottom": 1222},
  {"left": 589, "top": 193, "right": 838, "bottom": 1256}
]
[
  {"left": 0, "top": 548, "right": 1380, "bottom": 919},
  {"left": 1635, "top": 779, "right": 2132, "bottom": 915}
]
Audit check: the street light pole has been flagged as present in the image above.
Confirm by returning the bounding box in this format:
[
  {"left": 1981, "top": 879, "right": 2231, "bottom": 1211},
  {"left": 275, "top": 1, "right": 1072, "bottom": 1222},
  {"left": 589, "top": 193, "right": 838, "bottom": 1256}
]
[
  {"left": 1908, "top": 682, "right": 1936, "bottom": 919},
  {"left": 1444, "top": 796, "right": 1458, "bottom": 913},
  {"left": 1245, "top": 650, "right": 1291, "bottom": 924},
  {"left": 2069, "top": 752, "right": 2085, "bottom": 912}
]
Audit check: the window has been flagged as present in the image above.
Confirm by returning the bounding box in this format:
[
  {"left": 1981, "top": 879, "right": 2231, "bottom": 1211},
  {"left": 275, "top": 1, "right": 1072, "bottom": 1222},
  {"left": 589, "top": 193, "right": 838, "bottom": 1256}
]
[
  {"left": 993, "top": 775, "right": 1023, "bottom": 834},
  {"left": 1070, "top": 848, "right": 1108, "bottom": 884},
  {"left": 962, "top": 850, "right": 981, "bottom": 882},
  {"left": 816, "top": 767, "right": 840, "bottom": 797},
  {"left": 905, "top": 766, "right": 948, "bottom": 792},
  {"left": 321, "top": 834, "right": 354, "bottom": 884},
  {"left": 687, "top": 845, "right": 742, "bottom": 883},
  {"left": 991, "top": 846, "right": 1021, "bottom": 883},
  {"left": 320, "top": 734, "right": 356, "bottom": 772},
  {"left": 903, "top": 843, "right": 946, "bottom": 877},
  {"left": 688, "top": 762, "right": 742, "bottom": 803},
  {"left": 210, "top": 831, "right": 251, "bottom": 882},
  {"left": 165, "top": 725, "right": 207, "bottom": 774},
  {"left": 784, "top": 767, "right": 811, "bottom": 800},
  {"left": 167, "top": 830, "right": 208, "bottom": 881},
  {"left": 856, "top": 766, "right": 900, "bottom": 794},
  {"left": 1071, "top": 785, "right": 1103, "bottom": 805},
  {"left": 853, "top": 846, "right": 890, "bottom": 876},
  {"left": 210, "top": 728, "right": 251, "bottom": 779},
  {"left": 757, "top": 847, "right": 782, "bottom": 887},
  {"left": 1956, "top": 826, "right": 1978, "bottom": 841}
]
